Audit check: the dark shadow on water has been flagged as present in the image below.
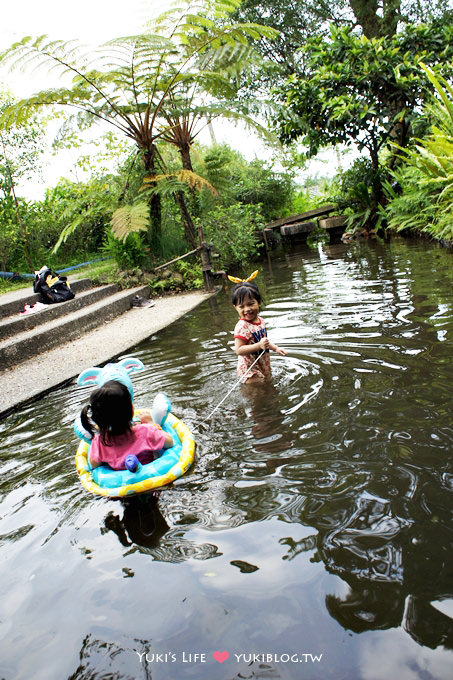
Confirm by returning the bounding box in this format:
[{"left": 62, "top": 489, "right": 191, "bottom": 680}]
[
  {"left": 102, "top": 493, "right": 170, "bottom": 550},
  {"left": 315, "top": 491, "right": 453, "bottom": 649}
]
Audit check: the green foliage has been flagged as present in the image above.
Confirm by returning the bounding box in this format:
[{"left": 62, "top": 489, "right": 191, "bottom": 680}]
[
  {"left": 47, "top": 177, "right": 117, "bottom": 254},
  {"left": 233, "top": 1, "right": 453, "bottom": 99},
  {"left": 384, "top": 67, "right": 453, "bottom": 242},
  {"left": 0, "top": 0, "right": 279, "bottom": 249},
  {"left": 174, "top": 260, "right": 204, "bottom": 289},
  {"left": 291, "top": 188, "right": 314, "bottom": 214},
  {"left": 198, "top": 143, "right": 294, "bottom": 220},
  {"left": 274, "top": 21, "right": 453, "bottom": 168},
  {"left": 146, "top": 260, "right": 204, "bottom": 293},
  {"left": 111, "top": 203, "right": 150, "bottom": 242},
  {"left": 0, "top": 92, "right": 45, "bottom": 193},
  {"left": 331, "top": 157, "right": 385, "bottom": 231},
  {"left": 0, "top": 195, "right": 25, "bottom": 270},
  {"left": 102, "top": 231, "right": 148, "bottom": 270},
  {"left": 196, "top": 202, "right": 264, "bottom": 267}
]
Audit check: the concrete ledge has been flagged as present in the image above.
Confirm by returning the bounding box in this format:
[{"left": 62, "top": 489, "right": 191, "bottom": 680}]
[
  {"left": 319, "top": 216, "right": 347, "bottom": 229},
  {"left": 0, "top": 289, "right": 215, "bottom": 418},
  {"left": 280, "top": 221, "right": 316, "bottom": 237},
  {"left": 0, "top": 284, "right": 119, "bottom": 340}
]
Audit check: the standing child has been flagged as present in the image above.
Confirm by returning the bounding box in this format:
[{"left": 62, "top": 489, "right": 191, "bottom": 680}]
[
  {"left": 230, "top": 272, "right": 286, "bottom": 383},
  {"left": 79, "top": 380, "right": 173, "bottom": 470}
]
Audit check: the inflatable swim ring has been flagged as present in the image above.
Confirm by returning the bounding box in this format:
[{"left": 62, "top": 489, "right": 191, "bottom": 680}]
[
  {"left": 73, "top": 357, "right": 195, "bottom": 497},
  {"left": 75, "top": 411, "right": 195, "bottom": 497}
]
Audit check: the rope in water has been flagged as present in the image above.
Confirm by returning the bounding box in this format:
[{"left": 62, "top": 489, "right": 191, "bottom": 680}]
[{"left": 205, "top": 350, "right": 266, "bottom": 421}]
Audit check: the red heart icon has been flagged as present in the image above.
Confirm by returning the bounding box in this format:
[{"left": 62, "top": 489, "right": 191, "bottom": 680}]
[{"left": 213, "top": 650, "right": 229, "bottom": 663}]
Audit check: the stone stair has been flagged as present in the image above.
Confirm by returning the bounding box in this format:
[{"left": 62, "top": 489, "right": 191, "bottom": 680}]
[{"left": 0, "top": 277, "right": 151, "bottom": 371}]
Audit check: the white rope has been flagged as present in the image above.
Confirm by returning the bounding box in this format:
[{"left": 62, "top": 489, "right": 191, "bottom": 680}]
[{"left": 205, "top": 350, "right": 266, "bottom": 421}]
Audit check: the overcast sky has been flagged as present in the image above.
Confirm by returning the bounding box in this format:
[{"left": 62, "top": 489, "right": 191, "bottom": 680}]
[
  {"left": 0, "top": 0, "right": 171, "bottom": 96},
  {"left": 1, "top": 0, "right": 161, "bottom": 45}
]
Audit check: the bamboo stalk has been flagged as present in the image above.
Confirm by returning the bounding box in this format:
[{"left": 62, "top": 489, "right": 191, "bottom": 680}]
[{"left": 153, "top": 247, "right": 202, "bottom": 271}]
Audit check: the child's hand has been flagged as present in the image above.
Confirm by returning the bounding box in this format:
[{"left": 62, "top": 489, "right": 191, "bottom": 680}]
[
  {"left": 259, "top": 337, "right": 270, "bottom": 351},
  {"left": 138, "top": 409, "right": 154, "bottom": 424},
  {"left": 275, "top": 346, "right": 287, "bottom": 357}
]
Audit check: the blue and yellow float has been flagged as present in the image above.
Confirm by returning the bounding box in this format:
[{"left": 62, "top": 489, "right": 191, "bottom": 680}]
[{"left": 74, "top": 357, "right": 195, "bottom": 498}]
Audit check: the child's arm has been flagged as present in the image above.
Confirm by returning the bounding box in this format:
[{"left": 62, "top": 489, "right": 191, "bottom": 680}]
[
  {"left": 235, "top": 336, "right": 269, "bottom": 355},
  {"left": 235, "top": 337, "right": 286, "bottom": 356},
  {"left": 139, "top": 410, "right": 174, "bottom": 449},
  {"left": 162, "top": 432, "right": 174, "bottom": 449},
  {"left": 137, "top": 408, "right": 154, "bottom": 423},
  {"left": 268, "top": 340, "right": 287, "bottom": 356}
]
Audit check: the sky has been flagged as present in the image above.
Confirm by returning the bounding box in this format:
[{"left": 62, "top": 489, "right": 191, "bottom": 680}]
[{"left": 1, "top": 0, "right": 339, "bottom": 199}]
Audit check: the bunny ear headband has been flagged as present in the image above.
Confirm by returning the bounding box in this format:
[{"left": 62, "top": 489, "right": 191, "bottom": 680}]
[{"left": 227, "top": 270, "right": 259, "bottom": 284}]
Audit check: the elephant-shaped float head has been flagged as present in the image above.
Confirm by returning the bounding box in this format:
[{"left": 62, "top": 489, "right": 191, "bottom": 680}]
[{"left": 76, "top": 356, "right": 145, "bottom": 401}]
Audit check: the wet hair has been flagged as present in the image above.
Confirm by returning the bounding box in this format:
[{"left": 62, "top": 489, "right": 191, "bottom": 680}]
[
  {"left": 80, "top": 380, "right": 133, "bottom": 445},
  {"left": 231, "top": 281, "right": 262, "bottom": 306}
]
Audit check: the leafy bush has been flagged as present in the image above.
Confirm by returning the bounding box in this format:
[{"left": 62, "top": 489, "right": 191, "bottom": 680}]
[
  {"left": 146, "top": 260, "right": 204, "bottom": 294},
  {"left": 291, "top": 188, "right": 313, "bottom": 214},
  {"left": 173, "top": 260, "right": 204, "bottom": 289},
  {"left": 195, "top": 202, "right": 264, "bottom": 268},
  {"left": 198, "top": 144, "right": 294, "bottom": 221},
  {"left": 103, "top": 231, "right": 148, "bottom": 270},
  {"left": 384, "top": 67, "right": 453, "bottom": 243},
  {"left": 331, "top": 157, "right": 384, "bottom": 232}
]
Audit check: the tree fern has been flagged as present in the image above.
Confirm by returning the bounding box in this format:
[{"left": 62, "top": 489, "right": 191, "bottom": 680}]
[
  {"left": 141, "top": 170, "right": 218, "bottom": 197},
  {"left": 0, "top": 0, "right": 279, "bottom": 252},
  {"left": 110, "top": 202, "right": 150, "bottom": 242}
]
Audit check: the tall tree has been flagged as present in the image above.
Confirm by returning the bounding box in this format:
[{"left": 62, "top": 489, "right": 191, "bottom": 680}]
[
  {"left": 233, "top": 0, "right": 453, "bottom": 94},
  {"left": 272, "top": 19, "right": 453, "bottom": 226}
]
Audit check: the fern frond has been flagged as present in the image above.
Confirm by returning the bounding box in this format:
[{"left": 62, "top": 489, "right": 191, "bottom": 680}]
[
  {"left": 52, "top": 216, "right": 84, "bottom": 253},
  {"left": 111, "top": 203, "right": 150, "bottom": 242},
  {"left": 177, "top": 169, "right": 218, "bottom": 195},
  {"left": 141, "top": 170, "right": 218, "bottom": 196}
]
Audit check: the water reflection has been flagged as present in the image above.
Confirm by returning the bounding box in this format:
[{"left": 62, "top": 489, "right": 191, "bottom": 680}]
[{"left": 102, "top": 494, "right": 170, "bottom": 550}]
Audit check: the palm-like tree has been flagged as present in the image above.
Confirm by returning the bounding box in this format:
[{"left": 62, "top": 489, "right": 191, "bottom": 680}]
[{"left": 0, "top": 0, "right": 277, "bottom": 252}]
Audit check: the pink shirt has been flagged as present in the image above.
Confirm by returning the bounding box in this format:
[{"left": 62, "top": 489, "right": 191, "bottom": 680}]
[
  {"left": 234, "top": 316, "right": 271, "bottom": 380},
  {"left": 89, "top": 423, "right": 166, "bottom": 470}
]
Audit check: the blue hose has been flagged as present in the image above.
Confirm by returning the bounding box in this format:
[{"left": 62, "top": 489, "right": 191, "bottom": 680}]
[{"left": 0, "top": 257, "right": 111, "bottom": 281}]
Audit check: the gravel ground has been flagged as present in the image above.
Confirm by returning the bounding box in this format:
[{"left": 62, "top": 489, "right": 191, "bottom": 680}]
[{"left": 0, "top": 290, "right": 214, "bottom": 417}]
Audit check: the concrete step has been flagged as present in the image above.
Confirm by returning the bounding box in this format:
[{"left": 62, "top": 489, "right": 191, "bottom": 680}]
[
  {"left": 0, "top": 277, "right": 93, "bottom": 319},
  {"left": 0, "top": 284, "right": 150, "bottom": 370},
  {"left": 280, "top": 221, "right": 316, "bottom": 237},
  {"left": 319, "top": 216, "right": 347, "bottom": 229},
  {"left": 0, "top": 283, "right": 119, "bottom": 341}
]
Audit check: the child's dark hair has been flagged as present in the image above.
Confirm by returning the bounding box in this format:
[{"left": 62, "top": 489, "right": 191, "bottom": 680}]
[
  {"left": 231, "top": 281, "right": 262, "bottom": 306},
  {"left": 80, "top": 380, "right": 133, "bottom": 445}
]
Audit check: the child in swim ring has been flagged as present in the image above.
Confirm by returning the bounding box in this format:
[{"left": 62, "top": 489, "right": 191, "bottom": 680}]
[
  {"left": 79, "top": 380, "right": 173, "bottom": 470},
  {"left": 231, "top": 274, "right": 286, "bottom": 383}
]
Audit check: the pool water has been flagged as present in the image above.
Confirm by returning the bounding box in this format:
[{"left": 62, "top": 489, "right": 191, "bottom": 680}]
[{"left": 1, "top": 238, "right": 452, "bottom": 679}]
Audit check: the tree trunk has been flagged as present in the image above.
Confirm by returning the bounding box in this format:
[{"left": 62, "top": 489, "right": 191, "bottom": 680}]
[
  {"left": 142, "top": 146, "right": 161, "bottom": 247},
  {"left": 349, "top": 0, "right": 400, "bottom": 39},
  {"left": 174, "top": 190, "right": 197, "bottom": 249},
  {"left": 178, "top": 143, "right": 200, "bottom": 218}
]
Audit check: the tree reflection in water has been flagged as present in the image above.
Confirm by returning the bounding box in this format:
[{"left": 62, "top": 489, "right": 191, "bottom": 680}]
[{"left": 237, "top": 370, "right": 453, "bottom": 651}]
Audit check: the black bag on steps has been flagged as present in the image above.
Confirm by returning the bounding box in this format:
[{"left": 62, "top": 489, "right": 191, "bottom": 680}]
[{"left": 33, "top": 267, "right": 75, "bottom": 304}]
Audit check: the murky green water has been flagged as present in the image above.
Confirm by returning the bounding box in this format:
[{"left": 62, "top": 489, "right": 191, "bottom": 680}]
[{"left": 1, "top": 238, "right": 452, "bottom": 680}]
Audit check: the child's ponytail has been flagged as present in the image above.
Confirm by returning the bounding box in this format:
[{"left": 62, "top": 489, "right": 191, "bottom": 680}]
[{"left": 80, "top": 404, "right": 96, "bottom": 439}]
